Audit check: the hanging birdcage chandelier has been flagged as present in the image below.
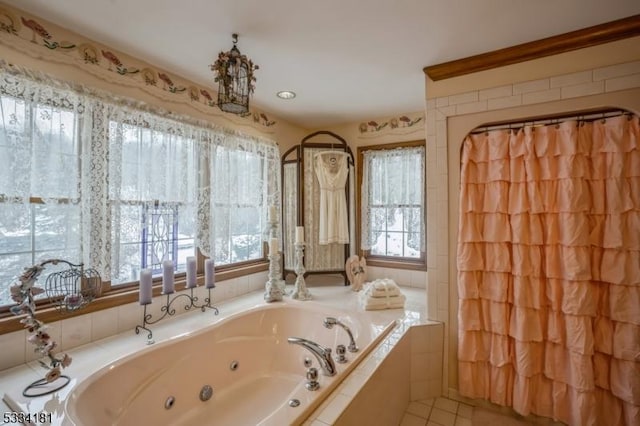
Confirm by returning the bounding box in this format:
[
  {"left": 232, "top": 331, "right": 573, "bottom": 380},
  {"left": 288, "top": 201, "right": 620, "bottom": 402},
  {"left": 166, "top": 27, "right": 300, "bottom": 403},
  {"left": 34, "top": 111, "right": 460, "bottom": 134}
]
[{"left": 210, "top": 33, "right": 258, "bottom": 115}]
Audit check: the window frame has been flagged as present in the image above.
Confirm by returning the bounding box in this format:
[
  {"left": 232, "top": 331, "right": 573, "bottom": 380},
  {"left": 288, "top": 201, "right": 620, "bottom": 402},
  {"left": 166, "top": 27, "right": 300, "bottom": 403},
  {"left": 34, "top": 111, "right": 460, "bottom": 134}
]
[{"left": 356, "top": 139, "right": 427, "bottom": 271}]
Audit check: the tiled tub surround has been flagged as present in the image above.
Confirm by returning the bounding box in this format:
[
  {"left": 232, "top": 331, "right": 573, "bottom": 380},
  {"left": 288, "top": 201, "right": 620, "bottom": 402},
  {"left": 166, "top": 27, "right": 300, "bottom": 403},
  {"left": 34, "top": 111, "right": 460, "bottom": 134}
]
[
  {"left": 0, "top": 270, "right": 269, "bottom": 372},
  {"left": 318, "top": 324, "right": 443, "bottom": 426},
  {"left": 1, "top": 285, "right": 440, "bottom": 425},
  {"left": 65, "top": 303, "right": 395, "bottom": 426}
]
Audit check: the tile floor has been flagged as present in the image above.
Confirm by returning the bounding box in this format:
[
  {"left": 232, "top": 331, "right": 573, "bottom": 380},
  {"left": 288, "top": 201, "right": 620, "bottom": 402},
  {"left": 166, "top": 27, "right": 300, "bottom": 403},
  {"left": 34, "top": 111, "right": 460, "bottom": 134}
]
[
  {"left": 399, "top": 397, "right": 567, "bottom": 426},
  {"left": 400, "top": 397, "right": 473, "bottom": 426}
]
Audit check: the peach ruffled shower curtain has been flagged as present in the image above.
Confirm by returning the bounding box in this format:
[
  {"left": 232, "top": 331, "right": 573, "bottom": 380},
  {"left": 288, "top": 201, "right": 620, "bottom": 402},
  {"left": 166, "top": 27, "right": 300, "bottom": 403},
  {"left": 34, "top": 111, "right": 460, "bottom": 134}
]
[{"left": 457, "top": 114, "right": 639, "bottom": 426}]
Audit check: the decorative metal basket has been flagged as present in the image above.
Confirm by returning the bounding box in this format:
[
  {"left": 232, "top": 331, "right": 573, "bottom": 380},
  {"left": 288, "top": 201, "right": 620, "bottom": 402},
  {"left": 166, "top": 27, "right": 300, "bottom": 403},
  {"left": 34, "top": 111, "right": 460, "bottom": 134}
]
[{"left": 44, "top": 260, "right": 102, "bottom": 312}]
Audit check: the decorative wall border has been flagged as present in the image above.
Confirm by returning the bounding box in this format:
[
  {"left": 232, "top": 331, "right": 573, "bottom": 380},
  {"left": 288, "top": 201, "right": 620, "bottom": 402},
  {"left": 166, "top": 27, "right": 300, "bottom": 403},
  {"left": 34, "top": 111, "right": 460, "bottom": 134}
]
[
  {"left": 357, "top": 114, "right": 423, "bottom": 137},
  {"left": 0, "top": 6, "right": 277, "bottom": 129}
]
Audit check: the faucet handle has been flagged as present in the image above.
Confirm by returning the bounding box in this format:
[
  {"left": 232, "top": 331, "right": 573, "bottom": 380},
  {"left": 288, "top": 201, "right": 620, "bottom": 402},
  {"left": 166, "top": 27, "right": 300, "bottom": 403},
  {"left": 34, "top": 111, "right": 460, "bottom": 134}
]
[
  {"left": 305, "top": 367, "right": 319, "bottom": 391},
  {"left": 335, "top": 344, "right": 348, "bottom": 363},
  {"left": 303, "top": 357, "right": 313, "bottom": 368}
]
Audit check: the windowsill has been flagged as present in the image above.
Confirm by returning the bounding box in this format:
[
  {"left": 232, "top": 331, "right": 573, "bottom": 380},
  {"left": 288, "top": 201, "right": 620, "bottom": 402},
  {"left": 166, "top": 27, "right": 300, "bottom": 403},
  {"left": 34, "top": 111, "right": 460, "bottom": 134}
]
[
  {"left": 0, "top": 260, "right": 268, "bottom": 335},
  {"left": 364, "top": 256, "right": 427, "bottom": 271}
]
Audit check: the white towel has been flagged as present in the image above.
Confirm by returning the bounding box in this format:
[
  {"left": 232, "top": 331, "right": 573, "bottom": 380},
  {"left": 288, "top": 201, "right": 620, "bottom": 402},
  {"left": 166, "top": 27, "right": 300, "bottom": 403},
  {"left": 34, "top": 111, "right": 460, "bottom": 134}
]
[
  {"left": 367, "top": 278, "right": 402, "bottom": 298},
  {"left": 360, "top": 293, "right": 406, "bottom": 311},
  {"left": 359, "top": 279, "right": 405, "bottom": 310}
]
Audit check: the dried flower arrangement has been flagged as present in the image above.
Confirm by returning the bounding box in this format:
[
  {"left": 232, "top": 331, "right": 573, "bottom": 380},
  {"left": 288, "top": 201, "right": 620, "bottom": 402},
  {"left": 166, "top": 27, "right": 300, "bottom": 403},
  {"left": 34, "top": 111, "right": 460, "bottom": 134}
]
[
  {"left": 9, "top": 260, "right": 73, "bottom": 385},
  {"left": 210, "top": 49, "right": 259, "bottom": 94}
]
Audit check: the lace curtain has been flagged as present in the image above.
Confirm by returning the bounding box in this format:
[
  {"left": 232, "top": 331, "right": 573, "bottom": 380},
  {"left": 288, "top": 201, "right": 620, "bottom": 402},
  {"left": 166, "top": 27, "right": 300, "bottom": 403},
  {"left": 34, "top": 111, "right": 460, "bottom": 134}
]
[
  {"left": 361, "top": 146, "right": 425, "bottom": 253},
  {"left": 283, "top": 163, "right": 298, "bottom": 270},
  {"left": 0, "top": 69, "right": 280, "bottom": 293},
  {"left": 0, "top": 74, "right": 97, "bottom": 295},
  {"left": 106, "top": 106, "right": 202, "bottom": 282},
  {"left": 457, "top": 115, "right": 640, "bottom": 425},
  {"left": 209, "top": 140, "right": 279, "bottom": 265}
]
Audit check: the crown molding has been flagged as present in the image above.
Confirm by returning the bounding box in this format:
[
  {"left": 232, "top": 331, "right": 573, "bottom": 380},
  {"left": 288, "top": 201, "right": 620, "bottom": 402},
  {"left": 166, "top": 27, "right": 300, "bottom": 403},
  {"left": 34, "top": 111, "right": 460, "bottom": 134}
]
[{"left": 424, "top": 15, "right": 640, "bottom": 81}]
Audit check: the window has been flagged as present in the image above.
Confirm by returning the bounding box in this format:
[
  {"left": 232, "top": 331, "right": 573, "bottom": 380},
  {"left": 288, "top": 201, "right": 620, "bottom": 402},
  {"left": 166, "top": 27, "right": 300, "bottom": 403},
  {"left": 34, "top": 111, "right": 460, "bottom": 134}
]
[
  {"left": 358, "top": 140, "right": 425, "bottom": 267},
  {"left": 0, "top": 95, "right": 83, "bottom": 306},
  {"left": 212, "top": 147, "right": 266, "bottom": 265},
  {"left": 108, "top": 120, "right": 198, "bottom": 285},
  {"left": 0, "top": 72, "right": 280, "bottom": 311}
]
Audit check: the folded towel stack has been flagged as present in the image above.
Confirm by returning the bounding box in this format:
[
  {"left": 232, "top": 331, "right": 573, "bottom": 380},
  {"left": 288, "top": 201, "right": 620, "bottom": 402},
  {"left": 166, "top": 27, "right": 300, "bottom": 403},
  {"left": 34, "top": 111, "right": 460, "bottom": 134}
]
[{"left": 359, "top": 278, "right": 406, "bottom": 310}]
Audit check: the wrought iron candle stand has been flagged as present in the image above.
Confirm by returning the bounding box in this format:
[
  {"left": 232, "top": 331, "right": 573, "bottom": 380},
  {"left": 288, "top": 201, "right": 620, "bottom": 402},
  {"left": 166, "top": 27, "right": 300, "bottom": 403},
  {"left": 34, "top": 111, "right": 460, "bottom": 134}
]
[
  {"left": 135, "top": 286, "right": 218, "bottom": 344},
  {"left": 291, "top": 242, "right": 312, "bottom": 300}
]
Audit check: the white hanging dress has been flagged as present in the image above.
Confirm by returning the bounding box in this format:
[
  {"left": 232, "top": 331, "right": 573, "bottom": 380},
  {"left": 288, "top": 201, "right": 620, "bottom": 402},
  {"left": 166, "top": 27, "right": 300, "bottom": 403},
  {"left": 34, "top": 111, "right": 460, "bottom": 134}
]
[{"left": 314, "top": 151, "right": 349, "bottom": 245}]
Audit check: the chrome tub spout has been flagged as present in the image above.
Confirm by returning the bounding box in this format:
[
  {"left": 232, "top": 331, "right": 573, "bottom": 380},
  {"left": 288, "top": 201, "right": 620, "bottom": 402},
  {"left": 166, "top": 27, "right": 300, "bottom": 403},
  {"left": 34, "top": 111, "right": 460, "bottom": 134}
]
[
  {"left": 323, "top": 317, "right": 359, "bottom": 353},
  {"left": 287, "top": 337, "right": 337, "bottom": 376}
]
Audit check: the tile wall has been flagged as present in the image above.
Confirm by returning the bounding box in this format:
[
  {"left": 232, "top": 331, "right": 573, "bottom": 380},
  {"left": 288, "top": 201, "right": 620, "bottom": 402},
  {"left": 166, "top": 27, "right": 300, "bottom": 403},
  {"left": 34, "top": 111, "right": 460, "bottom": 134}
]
[
  {"left": 366, "top": 266, "right": 428, "bottom": 290},
  {"left": 0, "top": 271, "right": 269, "bottom": 372},
  {"left": 310, "top": 322, "right": 444, "bottom": 425},
  {"left": 410, "top": 324, "right": 444, "bottom": 400}
]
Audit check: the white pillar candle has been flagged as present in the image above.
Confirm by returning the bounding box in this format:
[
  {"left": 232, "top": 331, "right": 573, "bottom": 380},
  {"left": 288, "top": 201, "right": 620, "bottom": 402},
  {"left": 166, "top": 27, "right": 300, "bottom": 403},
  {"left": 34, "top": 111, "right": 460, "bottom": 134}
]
[
  {"left": 295, "top": 226, "right": 305, "bottom": 243},
  {"left": 139, "top": 269, "right": 153, "bottom": 305},
  {"left": 162, "top": 260, "right": 175, "bottom": 294},
  {"left": 204, "top": 259, "right": 216, "bottom": 289},
  {"left": 269, "top": 237, "right": 279, "bottom": 256},
  {"left": 268, "top": 205, "right": 277, "bottom": 223},
  {"left": 186, "top": 256, "right": 197, "bottom": 288}
]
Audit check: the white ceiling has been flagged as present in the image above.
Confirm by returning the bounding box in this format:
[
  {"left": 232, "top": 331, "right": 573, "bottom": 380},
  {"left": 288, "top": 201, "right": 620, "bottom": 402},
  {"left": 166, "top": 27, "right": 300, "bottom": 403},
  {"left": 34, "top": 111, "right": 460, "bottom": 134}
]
[{"left": 6, "top": 0, "right": 640, "bottom": 128}]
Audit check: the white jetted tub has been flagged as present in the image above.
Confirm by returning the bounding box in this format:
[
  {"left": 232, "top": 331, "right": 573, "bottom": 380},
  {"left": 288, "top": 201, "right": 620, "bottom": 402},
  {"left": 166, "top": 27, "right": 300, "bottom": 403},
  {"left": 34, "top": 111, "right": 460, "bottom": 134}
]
[{"left": 64, "top": 302, "right": 395, "bottom": 425}]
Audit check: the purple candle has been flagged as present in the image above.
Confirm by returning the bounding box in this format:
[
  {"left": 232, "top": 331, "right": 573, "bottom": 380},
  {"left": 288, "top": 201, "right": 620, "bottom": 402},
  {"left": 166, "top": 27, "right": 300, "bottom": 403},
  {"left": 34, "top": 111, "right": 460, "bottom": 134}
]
[
  {"left": 139, "top": 269, "right": 153, "bottom": 305},
  {"left": 186, "top": 256, "right": 197, "bottom": 288},
  {"left": 162, "top": 260, "right": 175, "bottom": 294},
  {"left": 205, "top": 259, "right": 215, "bottom": 289}
]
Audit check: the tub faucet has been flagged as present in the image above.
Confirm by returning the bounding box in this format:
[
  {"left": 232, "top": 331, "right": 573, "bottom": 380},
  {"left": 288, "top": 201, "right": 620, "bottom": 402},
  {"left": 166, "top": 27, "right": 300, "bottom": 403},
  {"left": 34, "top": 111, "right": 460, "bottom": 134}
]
[
  {"left": 323, "top": 317, "right": 359, "bottom": 353},
  {"left": 287, "top": 337, "right": 337, "bottom": 376}
]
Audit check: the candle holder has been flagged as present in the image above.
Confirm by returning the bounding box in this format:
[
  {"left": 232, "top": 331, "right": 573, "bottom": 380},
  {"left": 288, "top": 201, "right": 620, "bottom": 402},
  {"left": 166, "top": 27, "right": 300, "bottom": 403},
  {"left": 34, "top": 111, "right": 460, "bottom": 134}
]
[
  {"left": 264, "top": 253, "right": 284, "bottom": 302},
  {"left": 264, "top": 213, "right": 285, "bottom": 301},
  {"left": 291, "top": 242, "right": 312, "bottom": 300},
  {"left": 135, "top": 286, "right": 218, "bottom": 344},
  {"left": 272, "top": 250, "right": 286, "bottom": 294}
]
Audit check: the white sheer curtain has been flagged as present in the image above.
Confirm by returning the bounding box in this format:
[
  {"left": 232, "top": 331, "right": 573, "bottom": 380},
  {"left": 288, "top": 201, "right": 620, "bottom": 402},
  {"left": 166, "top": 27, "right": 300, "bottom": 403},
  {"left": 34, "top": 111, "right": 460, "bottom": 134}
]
[
  {"left": 198, "top": 132, "right": 280, "bottom": 265},
  {"left": 0, "top": 68, "right": 280, "bottom": 302},
  {"left": 106, "top": 107, "right": 201, "bottom": 282},
  {"left": 361, "top": 146, "right": 425, "bottom": 255},
  {"left": 0, "top": 73, "right": 99, "bottom": 299},
  {"left": 283, "top": 163, "right": 298, "bottom": 270}
]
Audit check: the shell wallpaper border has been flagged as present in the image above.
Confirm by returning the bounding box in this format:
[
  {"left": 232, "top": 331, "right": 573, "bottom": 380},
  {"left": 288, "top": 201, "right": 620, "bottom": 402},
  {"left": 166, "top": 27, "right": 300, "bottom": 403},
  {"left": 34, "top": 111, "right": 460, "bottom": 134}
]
[{"left": 0, "top": 7, "right": 277, "bottom": 129}]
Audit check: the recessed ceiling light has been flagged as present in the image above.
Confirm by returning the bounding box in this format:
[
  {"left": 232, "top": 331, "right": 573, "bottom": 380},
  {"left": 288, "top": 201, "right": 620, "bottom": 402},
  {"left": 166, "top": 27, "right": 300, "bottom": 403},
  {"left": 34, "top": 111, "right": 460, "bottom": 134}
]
[{"left": 277, "top": 91, "right": 296, "bottom": 100}]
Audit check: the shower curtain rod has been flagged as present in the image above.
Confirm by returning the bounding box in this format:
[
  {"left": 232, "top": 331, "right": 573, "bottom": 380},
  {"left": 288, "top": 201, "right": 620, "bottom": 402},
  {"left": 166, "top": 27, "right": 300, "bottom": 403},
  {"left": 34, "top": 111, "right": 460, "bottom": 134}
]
[{"left": 469, "top": 109, "right": 633, "bottom": 135}]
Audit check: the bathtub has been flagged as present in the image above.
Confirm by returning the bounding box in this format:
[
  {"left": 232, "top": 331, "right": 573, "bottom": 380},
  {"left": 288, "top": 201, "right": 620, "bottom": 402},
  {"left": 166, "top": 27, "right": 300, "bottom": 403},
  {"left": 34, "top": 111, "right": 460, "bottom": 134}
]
[{"left": 64, "top": 302, "right": 396, "bottom": 426}]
